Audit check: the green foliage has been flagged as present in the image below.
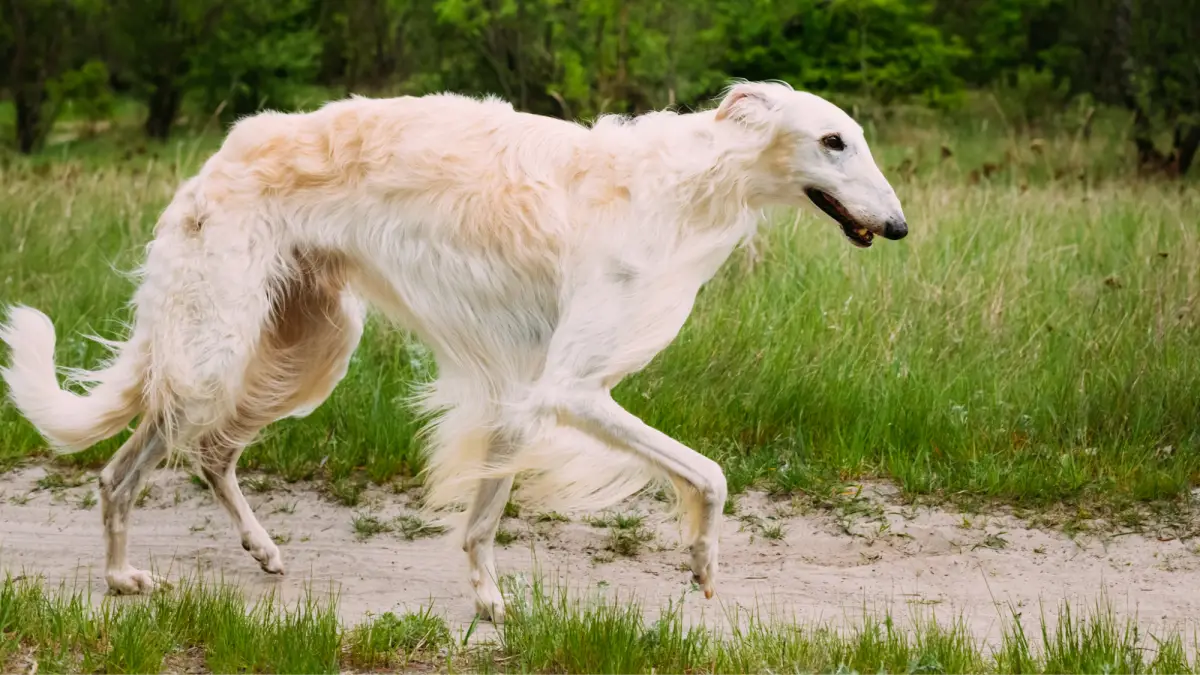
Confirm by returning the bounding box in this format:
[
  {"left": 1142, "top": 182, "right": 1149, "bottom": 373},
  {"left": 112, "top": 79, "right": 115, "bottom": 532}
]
[
  {"left": 1, "top": 0, "right": 1196, "bottom": 172},
  {"left": 991, "top": 65, "right": 1073, "bottom": 129},
  {"left": 714, "top": 0, "right": 969, "bottom": 105},
  {"left": 0, "top": 0, "right": 102, "bottom": 152},
  {"left": 53, "top": 60, "right": 115, "bottom": 130},
  {"left": 106, "top": 0, "right": 225, "bottom": 138},
  {"left": 189, "top": 0, "right": 323, "bottom": 123}
]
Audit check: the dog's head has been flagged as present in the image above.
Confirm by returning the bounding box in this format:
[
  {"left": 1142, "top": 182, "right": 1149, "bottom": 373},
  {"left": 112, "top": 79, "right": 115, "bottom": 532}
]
[{"left": 715, "top": 81, "right": 907, "bottom": 247}]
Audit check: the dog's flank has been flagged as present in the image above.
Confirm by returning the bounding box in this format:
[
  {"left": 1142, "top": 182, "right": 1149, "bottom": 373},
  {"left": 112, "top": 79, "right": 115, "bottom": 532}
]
[{"left": 0, "top": 80, "right": 906, "bottom": 620}]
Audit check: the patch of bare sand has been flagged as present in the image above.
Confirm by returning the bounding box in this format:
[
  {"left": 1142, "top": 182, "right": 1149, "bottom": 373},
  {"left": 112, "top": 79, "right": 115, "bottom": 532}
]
[{"left": 2, "top": 464, "right": 1199, "bottom": 648}]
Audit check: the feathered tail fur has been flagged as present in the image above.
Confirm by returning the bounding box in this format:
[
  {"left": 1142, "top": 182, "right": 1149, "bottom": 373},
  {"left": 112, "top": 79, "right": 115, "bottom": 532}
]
[{"left": 0, "top": 306, "right": 145, "bottom": 453}]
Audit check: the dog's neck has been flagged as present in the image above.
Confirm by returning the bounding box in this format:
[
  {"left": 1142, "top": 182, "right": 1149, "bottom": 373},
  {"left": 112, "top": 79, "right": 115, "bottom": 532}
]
[{"left": 606, "top": 109, "right": 778, "bottom": 240}]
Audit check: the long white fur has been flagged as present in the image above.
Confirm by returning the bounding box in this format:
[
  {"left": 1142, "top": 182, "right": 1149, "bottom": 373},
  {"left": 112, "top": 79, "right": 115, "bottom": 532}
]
[{"left": 0, "top": 80, "right": 905, "bottom": 619}]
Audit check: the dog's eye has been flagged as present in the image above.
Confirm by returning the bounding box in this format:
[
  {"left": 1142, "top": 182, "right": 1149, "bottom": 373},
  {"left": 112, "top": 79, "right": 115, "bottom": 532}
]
[{"left": 821, "top": 134, "right": 845, "bottom": 151}]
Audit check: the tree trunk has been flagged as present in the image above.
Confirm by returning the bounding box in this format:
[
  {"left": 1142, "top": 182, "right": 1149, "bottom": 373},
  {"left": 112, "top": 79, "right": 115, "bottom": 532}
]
[
  {"left": 1113, "top": 0, "right": 1171, "bottom": 171},
  {"left": 1173, "top": 123, "right": 1200, "bottom": 177},
  {"left": 14, "top": 84, "right": 50, "bottom": 154},
  {"left": 6, "top": 0, "right": 64, "bottom": 154},
  {"left": 145, "top": 79, "right": 183, "bottom": 139}
]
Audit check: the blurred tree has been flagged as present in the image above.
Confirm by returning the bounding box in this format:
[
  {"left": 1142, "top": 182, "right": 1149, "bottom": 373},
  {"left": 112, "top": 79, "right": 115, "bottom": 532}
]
[
  {"left": 0, "top": 0, "right": 95, "bottom": 152},
  {"left": 55, "top": 59, "right": 115, "bottom": 134},
  {"left": 1034, "top": 0, "right": 1200, "bottom": 175},
  {"left": 3, "top": 0, "right": 1194, "bottom": 176},
  {"left": 189, "top": 0, "right": 322, "bottom": 124},
  {"left": 108, "top": 0, "right": 225, "bottom": 139},
  {"left": 713, "top": 0, "right": 968, "bottom": 106}
]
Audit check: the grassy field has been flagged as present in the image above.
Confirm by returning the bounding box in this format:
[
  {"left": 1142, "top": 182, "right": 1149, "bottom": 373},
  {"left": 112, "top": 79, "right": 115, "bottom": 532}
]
[
  {"left": 2, "top": 571, "right": 1197, "bottom": 674},
  {"left": 0, "top": 99, "right": 1197, "bottom": 521}
]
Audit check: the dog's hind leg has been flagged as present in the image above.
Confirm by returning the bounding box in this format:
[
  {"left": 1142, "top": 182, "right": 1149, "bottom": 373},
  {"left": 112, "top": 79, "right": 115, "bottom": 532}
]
[
  {"left": 195, "top": 424, "right": 284, "bottom": 574},
  {"left": 194, "top": 253, "right": 361, "bottom": 575},
  {"left": 99, "top": 417, "right": 170, "bottom": 594}
]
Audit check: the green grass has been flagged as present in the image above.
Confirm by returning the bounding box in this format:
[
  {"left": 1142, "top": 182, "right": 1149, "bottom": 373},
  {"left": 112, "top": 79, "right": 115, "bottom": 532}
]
[
  {"left": 345, "top": 605, "right": 452, "bottom": 670},
  {"left": 0, "top": 573, "right": 345, "bottom": 673},
  {"left": 0, "top": 105, "right": 1197, "bottom": 519},
  {"left": 5, "top": 571, "right": 1193, "bottom": 674},
  {"left": 351, "top": 511, "right": 447, "bottom": 541}
]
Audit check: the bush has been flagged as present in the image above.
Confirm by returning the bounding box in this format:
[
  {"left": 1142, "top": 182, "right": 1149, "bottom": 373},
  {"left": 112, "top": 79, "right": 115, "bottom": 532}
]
[{"left": 53, "top": 60, "right": 115, "bottom": 134}]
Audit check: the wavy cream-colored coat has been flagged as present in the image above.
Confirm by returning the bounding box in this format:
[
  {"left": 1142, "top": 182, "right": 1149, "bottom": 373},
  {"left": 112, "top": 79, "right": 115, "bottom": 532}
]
[{"left": 1, "top": 81, "right": 905, "bottom": 620}]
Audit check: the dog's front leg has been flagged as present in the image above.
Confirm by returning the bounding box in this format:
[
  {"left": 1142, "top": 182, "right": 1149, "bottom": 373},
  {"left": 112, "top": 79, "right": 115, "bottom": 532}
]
[{"left": 550, "top": 390, "right": 727, "bottom": 598}]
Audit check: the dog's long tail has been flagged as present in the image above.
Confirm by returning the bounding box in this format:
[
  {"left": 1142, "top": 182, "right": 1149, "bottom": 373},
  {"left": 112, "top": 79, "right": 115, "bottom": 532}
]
[{"left": 1, "top": 306, "right": 146, "bottom": 453}]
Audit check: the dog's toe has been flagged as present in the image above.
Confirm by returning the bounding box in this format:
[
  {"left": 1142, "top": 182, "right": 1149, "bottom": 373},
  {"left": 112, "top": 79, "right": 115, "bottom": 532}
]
[
  {"left": 260, "top": 556, "right": 286, "bottom": 575},
  {"left": 473, "top": 583, "right": 507, "bottom": 624},
  {"left": 106, "top": 567, "right": 166, "bottom": 595}
]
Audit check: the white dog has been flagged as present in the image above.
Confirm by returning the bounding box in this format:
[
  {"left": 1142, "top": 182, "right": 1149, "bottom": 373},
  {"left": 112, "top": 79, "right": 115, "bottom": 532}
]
[{"left": 1, "top": 80, "right": 906, "bottom": 620}]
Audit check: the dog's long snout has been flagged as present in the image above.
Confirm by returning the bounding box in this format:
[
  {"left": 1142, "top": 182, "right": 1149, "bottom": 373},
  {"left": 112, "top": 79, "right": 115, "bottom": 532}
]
[{"left": 883, "top": 218, "right": 908, "bottom": 241}]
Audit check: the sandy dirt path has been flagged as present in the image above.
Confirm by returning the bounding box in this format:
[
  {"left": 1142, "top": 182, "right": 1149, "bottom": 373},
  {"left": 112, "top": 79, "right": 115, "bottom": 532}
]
[{"left": 2, "top": 464, "right": 1199, "bottom": 646}]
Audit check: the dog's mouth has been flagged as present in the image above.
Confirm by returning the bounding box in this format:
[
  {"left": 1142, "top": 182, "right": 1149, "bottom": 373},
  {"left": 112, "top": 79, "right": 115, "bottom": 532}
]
[{"left": 805, "top": 188, "right": 874, "bottom": 248}]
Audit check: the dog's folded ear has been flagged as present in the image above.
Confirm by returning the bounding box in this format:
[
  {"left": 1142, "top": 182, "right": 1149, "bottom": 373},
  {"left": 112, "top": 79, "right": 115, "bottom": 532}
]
[{"left": 714, "top": 82, "right": 777, "bottom": 126}]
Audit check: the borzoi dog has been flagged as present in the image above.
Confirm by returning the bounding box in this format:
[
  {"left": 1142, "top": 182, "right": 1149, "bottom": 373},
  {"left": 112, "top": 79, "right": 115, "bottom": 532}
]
[{"left": 1, "top": 80, "right": 906, "bottom": 621}]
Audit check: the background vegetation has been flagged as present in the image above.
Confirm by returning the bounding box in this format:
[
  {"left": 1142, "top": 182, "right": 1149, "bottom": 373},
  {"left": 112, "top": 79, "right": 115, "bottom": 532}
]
[{"left": 0, "top": 0, "right": 1197, "bottom": 175}]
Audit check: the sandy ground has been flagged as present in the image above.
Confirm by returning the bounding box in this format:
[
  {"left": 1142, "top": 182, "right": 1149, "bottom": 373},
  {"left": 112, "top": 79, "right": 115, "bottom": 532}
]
[{"left": 3, "top": 463, "right": 1199, "bottom": 647}]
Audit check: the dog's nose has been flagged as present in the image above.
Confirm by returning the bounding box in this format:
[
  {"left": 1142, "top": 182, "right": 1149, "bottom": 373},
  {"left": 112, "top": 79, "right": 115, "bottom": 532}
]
[{"left": 883, "top": 218, "right": 908, "bottom": 240}]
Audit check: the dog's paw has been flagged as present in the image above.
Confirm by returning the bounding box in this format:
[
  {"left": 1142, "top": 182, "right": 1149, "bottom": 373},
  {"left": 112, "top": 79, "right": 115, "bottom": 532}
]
[
  {"left": 106, "top": 567, "right": 167, "bottom": 595},
  {"left": 689, "top": 537, "right": 719, "bottom": 600},
  {"left": 243, "top": 535, "right": 285, "bottom": 575},
  {"left": 473, "top": 582, "right": 506, "bottom": 624}
]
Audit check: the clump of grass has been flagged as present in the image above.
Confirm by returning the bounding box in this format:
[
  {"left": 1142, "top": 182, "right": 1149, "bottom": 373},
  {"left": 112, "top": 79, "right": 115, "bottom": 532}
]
[
  {"left": 351, "top": 513, "right": 392, "bottom": 540},
  {"left": 760, "top": 521, "right": 786, "bottom": 541},
  {"left": 346, "top": 607, "right": 451, "bottom": 669},
  {"left": 974, "top": 531, "right": 1010, "bottom": 550},
  {"left": 34, "top": 470, "right": 87, "bottom": 492},
  {"left": 739, "top": 513, "right": 787, "bottom": 541},
  {"left": 585, "top": 511, "right": 657, "bottom": 557},
  {"left": 134, "top": 485, "right": 154, "bottom": 507},
  {"left": 77, "top": 490, "right": 97, "bottom": 510},
  {"left": 606, "top": 526, "right": 655, "bottom": 557},
  {"left": 583, "top": 511, "right": 657, "bottom": 557},
  {"left": 535, "top": 511, "right": 570, "bottom": 523},
  {"left": 395, "top": 514, "right": 447, "bottom": 541},
  {"left": 327, "top": 477, "right": 364, "bottom": 507},
  {"left": 495, "top": 527, "right": 519, "bottom": 546},
  {"left": 586, "top": 511, "right": 645, "bottom": 529},
  {"left": 243, "top": 475, "right": 276, "bottom": 494}
]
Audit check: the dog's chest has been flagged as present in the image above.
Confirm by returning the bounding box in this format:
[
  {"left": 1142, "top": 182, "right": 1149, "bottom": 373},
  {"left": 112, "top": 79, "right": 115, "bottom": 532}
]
[{"left": 582, "top": 237, "right": 739, "bottom": 384}]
